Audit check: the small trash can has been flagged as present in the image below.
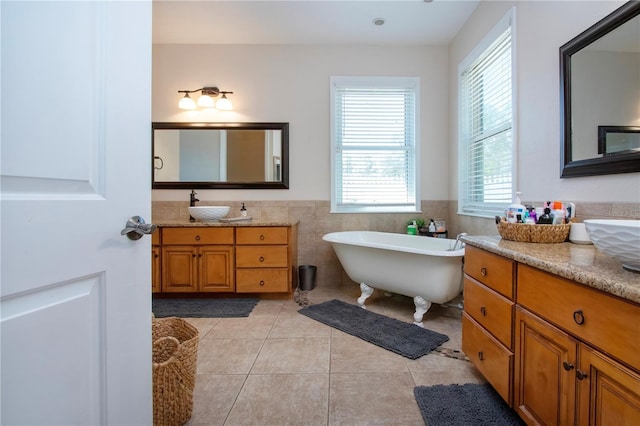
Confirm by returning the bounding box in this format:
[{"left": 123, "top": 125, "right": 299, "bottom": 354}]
[{"left": 298, "top": 265, "right": 317, "bottom": 291}]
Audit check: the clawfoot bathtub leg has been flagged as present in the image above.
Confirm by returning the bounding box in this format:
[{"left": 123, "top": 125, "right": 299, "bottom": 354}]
[
  {"left": 357, "top": 283, "right": 374, "bottom": 309},
  {"left": 413, "top": 296, "right": 432, "bottom": 328}
]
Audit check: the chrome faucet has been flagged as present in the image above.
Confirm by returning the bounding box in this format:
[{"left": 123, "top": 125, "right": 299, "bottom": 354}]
[
  {"left": 450, "top": 232, "right": 467, "bottom": 251},
  {"left": 189, "top": 190, "right": 199, "bottom": 222}
]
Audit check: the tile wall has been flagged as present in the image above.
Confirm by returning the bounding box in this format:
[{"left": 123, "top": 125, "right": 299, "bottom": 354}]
[{"left": 152, "top": 200, "right": 640, "bottom": 290}]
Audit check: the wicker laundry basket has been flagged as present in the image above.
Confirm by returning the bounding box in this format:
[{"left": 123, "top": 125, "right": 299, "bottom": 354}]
[{"left": 152, "top": 317, "right": 199, "bottom": 426}]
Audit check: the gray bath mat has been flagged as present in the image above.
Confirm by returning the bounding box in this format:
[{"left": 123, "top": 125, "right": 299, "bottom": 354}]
[
  {"left": 414, "top": 383, "right": 525, "bottom": 425},
  {"left": 298, "top": 299, "right": 448, "bottom": 359},
  {"left": 152, "top": 297, "right": 259, "bottom": 318}
]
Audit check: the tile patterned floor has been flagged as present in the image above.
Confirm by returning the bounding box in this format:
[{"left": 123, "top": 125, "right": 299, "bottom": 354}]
[{"left": 184, "top": 283, "right": 485, "bottom": 426}]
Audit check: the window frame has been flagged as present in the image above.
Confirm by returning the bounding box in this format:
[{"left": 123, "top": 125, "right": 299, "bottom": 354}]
[
  {"left": 457, "top": 8, "right": 517, "bottom": 219},
  {"left": 330, "top": 76, "right": 420, "bottom": 214}
]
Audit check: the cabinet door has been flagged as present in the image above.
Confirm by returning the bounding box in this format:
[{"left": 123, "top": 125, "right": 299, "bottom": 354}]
[
  {"left": 577, "top": 345, "right": 640, "bottom": 425},
  {"left": 152, "top": 245, "right": 161, "bottom": 293},
  {"left": 162, "top": 246, "right": 197, "bottom": 292},
  {"left": 515, "top": 307, "right": 578, "bottom": 426},
  {"left": 199, "top": 246, "right": 235, "bottom": 292}
]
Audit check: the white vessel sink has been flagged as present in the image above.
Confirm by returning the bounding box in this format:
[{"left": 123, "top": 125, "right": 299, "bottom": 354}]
[
  {"left": 584, "top": 219, "right": 640, "bottom": 272},
  {"left": 188, "top": 206, "right": 230, "bottom": 222}
]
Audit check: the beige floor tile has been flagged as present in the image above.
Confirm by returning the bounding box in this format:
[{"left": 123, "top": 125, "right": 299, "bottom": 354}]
[
  {"left": 268, "top": 312, "right": 332, "bottom": 338},
  {"left": 182, "top": 277, "right": 474, "bottom": 425},
  {"left": 183, "top": 317, "right": 221, "bottom": 339},
  {"left": 197, "top": 338, "right": 264, "bottom": 374},
  {"left": 329, "top": 373, "right": 424, "bottom": 425},
  {"left": 250, "top": 299, "right": 286, "bottom": 316},
  {"left": 206, "top": 315, "right": 277, "bottom": 339},
  {"left": 407, "top": 353, "right": 486, "bottom": 386},
  {"left": 186, "top": 374, "right": 246, "bottom": 426},
  {"left": 251, "top": 337, "right": 330, "bottom": 374},
  {"left": 225, "top": 374, "right": 329, "bottom": 426},
  {"left": 330, "top": 333, "right": 409, "bottom": 373}
]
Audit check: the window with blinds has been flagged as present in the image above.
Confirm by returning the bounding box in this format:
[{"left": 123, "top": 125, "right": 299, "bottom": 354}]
[
  {"left": 458, "top": 10, "right": 515, "bottom": 218},
  {"left": 330, "top": 77, "right": 419, "bottom": 213}
]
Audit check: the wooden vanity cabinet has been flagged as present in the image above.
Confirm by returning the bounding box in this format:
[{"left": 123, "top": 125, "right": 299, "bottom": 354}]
[
  {"left": 464, "top": 246, "right": 640, "bottom": 424},
  {"left": 515, "top": 264, "right": 640, "bottom": 425},
  {"left": 161, "top": 227, "right": 234, "bottom": 293},
  {"left": 462, "top": 245, "right": 516, "bottom": 405},
  {"left": 235, "top": 226, "right": 294, "bottom": 293}
]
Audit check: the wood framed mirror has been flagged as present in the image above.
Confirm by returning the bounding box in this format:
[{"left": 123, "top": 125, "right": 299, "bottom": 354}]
[
  {"left": 152, "top": 122, "right": 289, "bottom": 189},
  {"left": 560, "top": 1, "right": 640, "bottom": 177}
]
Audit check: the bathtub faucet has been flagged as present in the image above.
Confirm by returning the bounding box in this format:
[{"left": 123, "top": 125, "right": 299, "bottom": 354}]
[{"left": 450, "top": 233, "right": 467, "bottom": 251}]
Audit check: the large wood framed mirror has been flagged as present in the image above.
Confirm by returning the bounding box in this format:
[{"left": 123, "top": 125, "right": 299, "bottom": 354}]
[
  {"left": 152, "top": 122, "right": 289, "bottom": 189},
  {"left": 560, "top": 1, "right": 640, "bottom": 177}
]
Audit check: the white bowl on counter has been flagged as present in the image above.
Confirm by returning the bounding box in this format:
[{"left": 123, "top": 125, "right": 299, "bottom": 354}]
[
  {"left": 584, "top": 219, "right": 640, "bottom": 272},
  {"left": 188, "top": 206, "right": 230, "bottom": 222}
]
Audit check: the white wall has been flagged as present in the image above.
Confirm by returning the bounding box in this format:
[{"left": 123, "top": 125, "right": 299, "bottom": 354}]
[
  {"left": 153, "top": 1, "right": 640, "bottom": 206},
  {"left": 153, "top": 44, "right": 449, "bottom": 202},
  {"left": 448, "top": 0, "right": 639, "bottom": 205}
]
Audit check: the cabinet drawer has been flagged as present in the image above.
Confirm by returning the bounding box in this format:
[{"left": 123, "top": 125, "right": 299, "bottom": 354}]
[
  {"left": 236, "top": 227, "right": 288, "bottom": 245},
  {"left": 236, "top": 269, "right": 289, "bottom": 293},
  {"left": 464, "top": 246, "right": 515, "bottom": 299},
  {"left": 464, "top": 277, "right": 514, "bottom": 349},
  {"left": 236, "top": 246, "right": 289, "bottom": 268},
  {"left": 162, "top": 227, "right": 234, "bottom": 245},
  {"left": 462, "top": 313, "right": 513, "bottom": 405},
  {"left": 518, "top": 264, "right": 640, "bottom": 371}
]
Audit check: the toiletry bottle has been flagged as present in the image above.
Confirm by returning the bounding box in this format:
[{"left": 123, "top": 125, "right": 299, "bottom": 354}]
[
  {"left": 505, "top": 192, "right": 526, "bottom": 223},
  {"left": 240, "top": 203, "right": 247, "bottom": 217},
  {"left": 407, "top": 221, "right": 418, "bottom": 235},
  {"left": 538, "top": 208, "right": 553, "bottom": 224},
  {"left": 428, "top": 220, "right": 436, "bottom": 233},
  {"left": 529, "top": 207, "right": 537, "bottom": 223}
]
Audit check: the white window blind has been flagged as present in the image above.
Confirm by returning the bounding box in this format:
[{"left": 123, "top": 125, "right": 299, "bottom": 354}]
[
  {"left": 331, "top": 77, "right": 419, "bottom": 213},
  {"left": 459, "top": 12, "right": 514, "bottom": 218}
]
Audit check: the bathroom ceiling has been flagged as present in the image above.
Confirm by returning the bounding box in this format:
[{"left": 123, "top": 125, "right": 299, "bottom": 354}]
[{"left": 153, "top": 0, "right": 480, "bottom": 45}]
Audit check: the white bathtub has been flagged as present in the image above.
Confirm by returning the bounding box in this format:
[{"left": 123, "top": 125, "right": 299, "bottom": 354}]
[{"left": 322, "top": 231, "right": 464, "bottom": 327}]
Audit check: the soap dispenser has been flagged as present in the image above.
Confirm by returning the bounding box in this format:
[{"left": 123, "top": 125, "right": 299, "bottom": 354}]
[
  {"left": 407, "top": 221, "right": 418, "bottom": 235},
  {"left": 240, "top": 203, "right": 247, "bottom": 217},
  {"left": 505, "top": 192, "right": 526, "bottom": 223}
]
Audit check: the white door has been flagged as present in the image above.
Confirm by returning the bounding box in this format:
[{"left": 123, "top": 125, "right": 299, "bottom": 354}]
[{"left": 1, "top": 2, "right": 152, "bottom": 424}]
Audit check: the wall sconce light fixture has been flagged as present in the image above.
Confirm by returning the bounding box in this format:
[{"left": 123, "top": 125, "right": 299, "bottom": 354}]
[{"left": 178, "top": 86, "right": 234, "bottom": 110}]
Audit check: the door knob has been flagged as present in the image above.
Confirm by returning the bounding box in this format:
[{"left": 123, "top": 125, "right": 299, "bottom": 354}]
[{"left": 121, "top": 216, "right": 157, "bottom": 240}]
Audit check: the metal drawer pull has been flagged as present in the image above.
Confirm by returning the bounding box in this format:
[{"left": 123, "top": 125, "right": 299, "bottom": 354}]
[
  {"left": 562, "top": 362, "right": 574, "bottom": 371},
  {"left": 480, "top": 306, "right": 486, "bottom": 316},
  {"left": 573, "top": 310, "right": 585, "bottom": 325},
  {"left": 259, "top": 280, "right": 265, "bottom": 286},
  {"left": 259, "top": 256, "right": 265, "bottom": 262},
  {"left": 478, "top": 351, "right": 484, "bottom": 360},
  {"left": 195, "top": 235, "right": 200, "bottom": 241},
  {"left": 260, "top": 235, "right": 265, "bottom": 240},
  {"left": 576, "top": 370, "right": 588, "bottom": 380},
  {"left": 480, "top": 267, "right": 487, "bottom": 277}
]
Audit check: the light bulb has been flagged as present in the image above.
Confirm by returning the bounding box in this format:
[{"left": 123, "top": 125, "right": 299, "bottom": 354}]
[
  {"left": 178, "top": 93, "right": 196, "bottom": 110},
  {"left": 197, "top": 94, "right": 215, "bottom": 108},
  {"left": 216, "top": 94, "right": 232, "bottom": 110}
]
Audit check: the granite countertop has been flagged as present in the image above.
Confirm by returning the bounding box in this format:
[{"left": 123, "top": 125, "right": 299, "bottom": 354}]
[
  {"left": 461, "top": 235, "right": 640, "bottom": 305},
  {"left": 154, "top": 219, "right": 299, "bottom": 227}
]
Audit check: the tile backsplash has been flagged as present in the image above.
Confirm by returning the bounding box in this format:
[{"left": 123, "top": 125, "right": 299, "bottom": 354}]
[{"left": 153, "top": 200, "right": 639, "bottom": 290}]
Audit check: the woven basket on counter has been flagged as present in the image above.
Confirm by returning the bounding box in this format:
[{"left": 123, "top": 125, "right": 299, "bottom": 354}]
[
  {"left": 497, "top": 221, "right": 571, "bottom": 243},
  {"left": 152, "top": 317, "right": 199, "bottom": 426}
]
